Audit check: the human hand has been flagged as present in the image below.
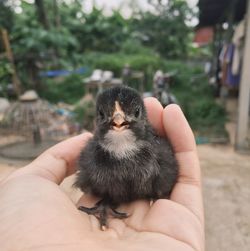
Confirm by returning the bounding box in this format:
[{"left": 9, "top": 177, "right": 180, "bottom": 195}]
[{"left": 0, "top": 100, "right": 204, "bottom": 251}]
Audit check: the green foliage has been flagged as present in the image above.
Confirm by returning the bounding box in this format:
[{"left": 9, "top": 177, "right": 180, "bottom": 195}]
[
  {"left": 0, "top": 59, "right": 13, "bottom": 95},
  {"left": 132, "top": 0, "right": 193, "bottom": 58},
  {"left": 11, "top": 1, "right": 78, "bottom": 60},
  {"left": 74, "top": 99, "right": 95, "bottom": 131},
  {"left": 40, "top": 74, "right": 85, "bottom": 104},
  {"left": 59, "top": 6, "right": 131, "bottom": 53},
  {"left": 3, "top": 0, "right": 199, "bottom": 91},
  {"left": 167, "top": 62, "right": 228, "bottom": 137},
  {"left": 0, "top": 0, "right": 14, "bottom": 32},
  {"left": 86, "top": 52, "right": 161, "bottom": 75},
  {"left": 83, "top": 52, "right": 125, "bottom": 76},
  {"left": 0, "top": 59, "right": 13, "bottom": 79},
  {"left": 9, "top": 1, "right": 80, "bottom": 88},
  {"left": 120, "top": 39, "right": 153, "bottom": 55},
  {"left": 2, "top": 0, "right": 226, "bottom": 138},
  {"left": 80, "top": 49, "right": 164, "bottom": 91},
  {"left": 188, "top": 99, "right": 226, "bottom": 126}
]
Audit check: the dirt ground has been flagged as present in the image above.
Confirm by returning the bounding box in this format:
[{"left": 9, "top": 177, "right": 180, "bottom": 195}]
[
  {"left": 199, "top": 144, "right": 250, "bottom": 251},
  {"left": 0, "top": 142, "right": 249, "bottom": 251}
]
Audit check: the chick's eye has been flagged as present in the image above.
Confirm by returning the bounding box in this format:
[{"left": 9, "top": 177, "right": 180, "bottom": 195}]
[{"left": 134, "top": 108, "right": 140, "bottom": 118}]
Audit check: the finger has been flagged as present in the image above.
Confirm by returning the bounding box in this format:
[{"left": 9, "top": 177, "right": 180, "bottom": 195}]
[
  {"left": 6, "top": 133, "right": 93, "bottom": 184},
  {"left": 76, "top": 193, "right": 100, "bottom": 208},
  {"left": 162, "top": 105, "right": 203, "bottom": 223},
  {"left": 143, "top": 199, "right": 204, "bottom": 251},
  {"left": 122, "top": 200, "right": 150, "bottom": 229},
  {"left": 144, "top": 97, "right": 165, "bottom": 136},
  {"left": 76, "top": 194, "right": 102, "bottom": 231},
  {"left": 109, "top": 200, "right": 150, "bottom": 237},
  {"left": 163, "top": 104, "right": 196, "bottom": 153},
  {"left": 163, "top": 104, "right": 200, "bottom": 183}
]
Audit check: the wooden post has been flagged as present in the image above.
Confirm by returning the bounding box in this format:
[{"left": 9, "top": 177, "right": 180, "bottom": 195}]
[
  {"left": 1, "top": 28, "right": 22, "bottom": 96},
  {"left": 235, "top": 0, "right": 250, "bottom": 151}
]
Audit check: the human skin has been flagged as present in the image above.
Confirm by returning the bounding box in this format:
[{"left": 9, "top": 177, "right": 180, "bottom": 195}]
[{"left": 0, "top": 100, "right": 204, "bottom": 251}]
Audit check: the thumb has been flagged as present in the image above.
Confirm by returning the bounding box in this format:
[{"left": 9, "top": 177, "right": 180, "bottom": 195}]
[{"left": 4, "top": 133, "right": 92, "bottom": 184}]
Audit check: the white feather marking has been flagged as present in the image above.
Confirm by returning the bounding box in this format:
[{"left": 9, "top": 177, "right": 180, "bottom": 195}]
[{"left": 100, "top": 129, "right": 140, "bottom": 158}]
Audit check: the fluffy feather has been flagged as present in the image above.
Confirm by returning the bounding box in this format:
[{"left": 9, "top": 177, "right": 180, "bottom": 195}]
[{"left": 75, "top": 86, "right": 178, "bottom": 227}]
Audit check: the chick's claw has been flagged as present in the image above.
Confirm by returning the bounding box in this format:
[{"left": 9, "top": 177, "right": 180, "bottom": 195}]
[
  {"left": 78, "top": 202, "right": 108, "bottom": 230},
  {"left": 78, "top": 205, "right": 99, "bottom": 215},
  {"left": 78, "top": 200, "right": 128, "bottom": 230},
  {"left": 110, "top": 207, "right": 129, "bottom": 219}
]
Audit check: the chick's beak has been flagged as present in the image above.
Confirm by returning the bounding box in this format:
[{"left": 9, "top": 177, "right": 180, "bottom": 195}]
[{"left": 112, "top": 101, "right": 129, "bottom": 131}]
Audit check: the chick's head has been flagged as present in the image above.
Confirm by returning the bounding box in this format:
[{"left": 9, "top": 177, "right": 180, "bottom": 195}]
[{"left": 95, "top": 86, "right": 148, "bottom": 141}]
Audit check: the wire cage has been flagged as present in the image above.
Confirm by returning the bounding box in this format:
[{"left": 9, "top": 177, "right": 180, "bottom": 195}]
[{"left": 0, "top": 91, "right": 75, "bottom": 159}]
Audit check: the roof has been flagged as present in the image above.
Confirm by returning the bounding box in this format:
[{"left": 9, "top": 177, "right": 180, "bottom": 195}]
[{"left": 198, "top": 0, "right": 247, "bottom": 27}]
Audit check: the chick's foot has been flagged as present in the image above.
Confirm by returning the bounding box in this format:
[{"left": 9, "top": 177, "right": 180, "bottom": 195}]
[{"left": 78, "top": 199, "right": 128, "bottom": 230}]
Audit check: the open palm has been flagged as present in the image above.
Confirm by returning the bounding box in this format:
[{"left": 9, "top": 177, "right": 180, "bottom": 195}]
[{"left": 0, "top": 100, "right": 204, "bottom": 251}]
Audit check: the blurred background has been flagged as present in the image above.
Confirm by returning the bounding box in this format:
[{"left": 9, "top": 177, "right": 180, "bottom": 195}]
[{"left": 0, "top": 0, "right": 249, "bottom": 250}]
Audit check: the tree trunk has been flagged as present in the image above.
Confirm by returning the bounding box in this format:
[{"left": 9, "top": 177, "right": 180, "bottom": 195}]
[
  {"left": 53, "top": 0, "right": 61, "bottom": 28},
  {"left": 34, "top": 0, "right": 50, "bottom": 30}
]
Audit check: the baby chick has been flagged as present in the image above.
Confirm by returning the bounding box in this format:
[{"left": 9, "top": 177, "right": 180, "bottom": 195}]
[{"left": 75, "top": 86, "right": 178, "bottom": 230}]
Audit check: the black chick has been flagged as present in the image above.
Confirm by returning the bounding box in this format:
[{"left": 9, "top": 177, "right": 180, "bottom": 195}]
[{"left": 75, "top": 86, "right": 178, "bottom": 230}]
